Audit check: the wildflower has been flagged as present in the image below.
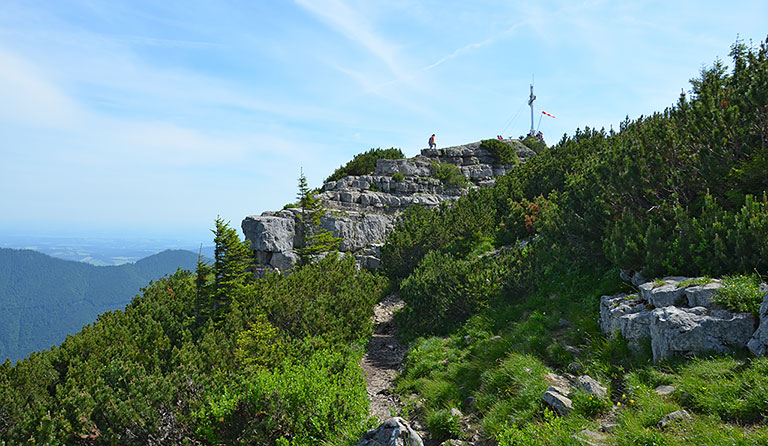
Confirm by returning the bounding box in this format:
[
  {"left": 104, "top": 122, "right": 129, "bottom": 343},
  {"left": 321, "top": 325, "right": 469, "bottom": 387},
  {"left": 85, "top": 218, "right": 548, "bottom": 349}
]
[
  {"left": 616, "top": 401, "right": 621, "bottom": 407},
  {"left": 629, "top": 399, "right": 635, "bottom": 404}
]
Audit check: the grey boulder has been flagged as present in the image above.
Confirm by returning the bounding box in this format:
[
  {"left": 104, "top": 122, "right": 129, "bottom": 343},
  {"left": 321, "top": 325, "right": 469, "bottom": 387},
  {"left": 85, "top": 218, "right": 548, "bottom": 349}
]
[{"left": 357, "top": 417, "right": 424, "bottom": 446}]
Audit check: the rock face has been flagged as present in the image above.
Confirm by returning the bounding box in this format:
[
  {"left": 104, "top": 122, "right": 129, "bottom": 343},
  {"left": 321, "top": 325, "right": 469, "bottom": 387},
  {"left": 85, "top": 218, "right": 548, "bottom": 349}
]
[
  {"left": 242, "top": 140, "right": 534, "bottom": 271},
  {"left": 601, "top": 276, "right": 757, "bottom": 361},
  {"left": 356, "top": 417, "right": 424, "bottom": 446},
  {"left": 747, "top": 291, "right": 768, "bottom": 356}
]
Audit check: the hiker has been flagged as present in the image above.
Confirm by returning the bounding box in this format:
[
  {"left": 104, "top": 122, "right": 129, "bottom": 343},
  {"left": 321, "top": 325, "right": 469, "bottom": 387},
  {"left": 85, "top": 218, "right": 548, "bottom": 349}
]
[
  {"left": 429, "top": 134, "right": 436, "bottom": 149},
  {"left": 497, "top": 135, "right": 503, "bottom": 140}
]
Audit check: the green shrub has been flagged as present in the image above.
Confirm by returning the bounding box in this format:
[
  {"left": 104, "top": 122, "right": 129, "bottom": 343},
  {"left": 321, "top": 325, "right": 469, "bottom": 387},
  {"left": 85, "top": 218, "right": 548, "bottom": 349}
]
[
  {"left": 392, "top": 172, "right": 405, "bottom": 181},
  {"left": 714, "top": 273, "right": 765, "bottom": 316},
  {"left": 425, "top": 408, "right": 462, "bottom": 440},
  {"left": 430, "top": 161, "right": 468, "bottom": 189},
  {"left": 326, "top": 147, "right": 404, "bottom": 182},
  {"left": 571, "top": 389, "right": 611, "bottom": 418},
  {"left": 397, "top": 251, "right": 509, "bottom": 339},
  {"left": 480, "top": 139, "right": 519, "bottom": 164},
  {"left": 197, "top": 348, "right": 370, "bottom": 445}
]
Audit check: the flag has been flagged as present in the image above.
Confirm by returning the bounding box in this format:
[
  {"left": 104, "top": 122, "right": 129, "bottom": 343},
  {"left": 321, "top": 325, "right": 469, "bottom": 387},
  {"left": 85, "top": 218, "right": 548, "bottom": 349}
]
[{"left": 541, "top": 111, "right": 556, "bottom": 118}]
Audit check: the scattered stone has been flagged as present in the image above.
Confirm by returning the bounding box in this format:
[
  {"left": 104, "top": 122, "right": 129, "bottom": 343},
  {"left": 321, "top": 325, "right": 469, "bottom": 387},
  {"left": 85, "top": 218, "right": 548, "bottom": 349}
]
[
  {"left": 657, "top": 410, "right": 691, "bottom": 429},
  {"left": 577, "top": 375, "right": 607, "bottom": 399},
  {"left": 600, "top": 423, "right": 617, "bottom": 433},
  {"left": 654, "top": 385, "right": 676, "bottom": 396},
  {"left": 574, "top": 429, "right": 609, "bottom": 446},
  {"left": 356, "top": 417, "right": 424, "bottom": 446},
  {"left": 542, "top": 386, "right": 573, "bottom": 415},
  {"left": 449, "top": 408, "right": 463, "bottom": 418},
  {"left": 439, "top": 441, "right": 468, "bottom": 446},
  {"left": 564, "top": 345, "right": 581, "bottom": 355},
  {"left": 567, "top": 362, "right": 584, "bottom": 374}
]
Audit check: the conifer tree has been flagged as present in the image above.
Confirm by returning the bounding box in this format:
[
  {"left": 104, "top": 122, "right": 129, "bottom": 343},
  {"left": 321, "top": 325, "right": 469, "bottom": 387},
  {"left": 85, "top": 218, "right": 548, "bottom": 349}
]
[
  {"left": 211, "top": 217, "right": 253, "bottom": 318},
  {"left": 296, "top": 169, "right": 342, "bottom": 264}
]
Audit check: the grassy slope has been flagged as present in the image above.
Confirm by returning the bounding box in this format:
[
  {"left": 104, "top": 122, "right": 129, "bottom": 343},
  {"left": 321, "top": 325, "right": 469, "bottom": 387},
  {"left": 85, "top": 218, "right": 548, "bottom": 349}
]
[{"left": 386, "top": 39, "right": 768, "bottom": 445}]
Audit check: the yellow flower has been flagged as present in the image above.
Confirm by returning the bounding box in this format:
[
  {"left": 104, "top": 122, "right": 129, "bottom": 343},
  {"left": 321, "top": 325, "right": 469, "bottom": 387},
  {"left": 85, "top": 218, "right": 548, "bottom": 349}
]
[
  {"left": 616, "top": 401, "right": 622, "bottom": 407},
  {"left": 629, "top": 399, "right": 635, "bottom": 404},
  {"left": 622, "top": 393, "right": 626, "bottom": 399}
]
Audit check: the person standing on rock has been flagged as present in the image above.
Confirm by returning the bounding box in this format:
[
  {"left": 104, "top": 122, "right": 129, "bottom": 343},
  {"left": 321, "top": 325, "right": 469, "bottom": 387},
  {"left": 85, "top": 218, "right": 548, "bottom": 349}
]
[{"left": 428, "top": 134, "right": 436, "bottom": 149}]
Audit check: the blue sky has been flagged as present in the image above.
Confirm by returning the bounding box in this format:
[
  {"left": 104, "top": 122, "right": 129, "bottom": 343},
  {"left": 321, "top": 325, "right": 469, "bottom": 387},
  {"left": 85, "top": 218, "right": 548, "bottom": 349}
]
[{"left": 0, "top": 0, "right": 766, "bottom": 244}]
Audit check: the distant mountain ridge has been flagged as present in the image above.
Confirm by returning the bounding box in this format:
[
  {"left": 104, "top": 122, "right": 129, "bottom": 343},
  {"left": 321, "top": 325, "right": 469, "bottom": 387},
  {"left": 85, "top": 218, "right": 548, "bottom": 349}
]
[{"left": 0, "top": 248, "right": 203, "bottom": 362}]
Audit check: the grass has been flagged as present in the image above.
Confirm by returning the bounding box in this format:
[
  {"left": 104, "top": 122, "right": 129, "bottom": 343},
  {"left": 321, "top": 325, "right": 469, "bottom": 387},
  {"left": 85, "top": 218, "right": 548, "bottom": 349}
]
[
  {"left": 714, "top": 274, "right": 765, "bottom": 316},
  {"left": 393, "top": 262, "right": 768, "bottom": 444}
]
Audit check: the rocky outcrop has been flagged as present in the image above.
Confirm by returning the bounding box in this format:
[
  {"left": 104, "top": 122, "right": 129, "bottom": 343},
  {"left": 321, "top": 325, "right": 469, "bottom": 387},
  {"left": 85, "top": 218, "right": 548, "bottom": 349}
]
[
  {"left": 600, "top": 276, "right": 757, "bottom": 361},
  {"left": 242, "top": 139, "right": 534, "bottom": 271},
  {"left": 356, "top": 417, "right": 424, "bottom": 446}
]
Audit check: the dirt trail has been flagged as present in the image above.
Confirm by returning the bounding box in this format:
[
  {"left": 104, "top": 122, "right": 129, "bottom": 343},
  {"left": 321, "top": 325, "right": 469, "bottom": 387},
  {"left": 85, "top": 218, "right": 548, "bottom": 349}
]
[{"left": 360, "top": 294, "right": 407, "bottom": 421}]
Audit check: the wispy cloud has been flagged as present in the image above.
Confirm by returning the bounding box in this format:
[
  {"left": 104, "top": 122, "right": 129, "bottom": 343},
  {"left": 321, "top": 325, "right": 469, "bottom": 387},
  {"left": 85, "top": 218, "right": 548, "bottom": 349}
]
[
  {"left": 421, "top": 20, "right": 529, "bottom": 72},
  {"left": 294, "top": 0, "right": 406, "bottom": 79}
]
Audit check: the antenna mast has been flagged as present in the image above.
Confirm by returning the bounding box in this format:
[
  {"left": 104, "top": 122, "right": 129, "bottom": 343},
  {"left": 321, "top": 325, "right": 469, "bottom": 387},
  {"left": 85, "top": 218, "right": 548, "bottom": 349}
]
[{"left": 528, "top": 79, "right": 536, "bottom": 136}]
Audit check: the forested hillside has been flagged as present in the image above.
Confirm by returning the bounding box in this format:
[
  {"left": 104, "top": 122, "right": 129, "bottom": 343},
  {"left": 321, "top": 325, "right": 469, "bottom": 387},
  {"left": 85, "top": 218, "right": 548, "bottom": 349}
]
[
  {"left": 0, "top": 39, "right": 767, "bottom": 445},
  {"left": 0, "top": 248, "right": 201, "bottom": 362}
]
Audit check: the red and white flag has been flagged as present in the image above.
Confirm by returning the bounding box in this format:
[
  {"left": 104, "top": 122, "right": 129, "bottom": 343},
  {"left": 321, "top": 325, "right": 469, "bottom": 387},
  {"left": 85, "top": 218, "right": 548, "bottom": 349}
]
[{"left": 541, "top": 111, "right": 556, "bottom": 118}]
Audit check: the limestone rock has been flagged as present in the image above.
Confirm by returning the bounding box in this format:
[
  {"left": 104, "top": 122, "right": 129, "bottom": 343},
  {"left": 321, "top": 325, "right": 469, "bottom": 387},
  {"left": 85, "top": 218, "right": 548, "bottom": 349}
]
[
  {"left": 685, "top": 280, "right": 722, "bottom": 308},
  {"left": 599, "top": 294, "right": 652, "bottom": 347},
  {"left": 356, "top": 417, "right": 424, "bottom": 446},
  {"left": 542, "top": 386, "right": 573, "bottom": 415},
  {"left": 654, "top": 385, "right": 675, "bottom": 396},
  {"left": 647, "top": 283, "right": 688, "bottom": 308},
  {"left": 243, "top": 139, "right": 535, "bottom": 272},
  {"left": 241, "top": 215, "right": 295, "bottom": 252},
  {"left": 747, "top": 291, "right": 768, "bottom": 356},
  {"left": 650, "top": 306, "right": 754, "bottom": 361},
  {"left": 577, "top": 375, "right": 607, "bottom": 399},
  {"left": 657, "top": 410, "right": 691, "bottom": 429}
]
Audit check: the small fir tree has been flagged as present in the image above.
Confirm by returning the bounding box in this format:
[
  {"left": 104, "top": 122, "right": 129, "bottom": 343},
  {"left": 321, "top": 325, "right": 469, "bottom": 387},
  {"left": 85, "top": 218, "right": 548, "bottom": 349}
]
[{"left": 296, "top": 169, "right": 342, "bottom": 264}]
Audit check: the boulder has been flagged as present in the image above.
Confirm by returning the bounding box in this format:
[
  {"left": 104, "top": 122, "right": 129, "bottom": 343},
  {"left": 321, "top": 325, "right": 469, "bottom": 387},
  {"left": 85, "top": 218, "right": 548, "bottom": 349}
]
[
  {"left": 241, "top": 215, "right": 295, "bottom": 252},
  {"left": 356, "top": 417, "right": 424, "bottom": 446},
  {"left": 647, "top": 283, "right": 688, "bottom": 308},
  {"left": 577, "top": 375, "right": 607, "bottom": 399},
  {"left": 650, "top": 306, "right": 754, "bottom": 361},
  {"left": 270, "top": 251, "right": 299, "bottom": 271},
  {"left": 747, "top": 291, "right": 768, "bottom": 356},
  {"left": 542, "top": 386, "right": 573, "bottom": 415},
  {"left": 599, "top": 294, "right": 653, "bottom": 347},
  {"left": 685, "top": 281, "right": 722, "bottom": 308}
]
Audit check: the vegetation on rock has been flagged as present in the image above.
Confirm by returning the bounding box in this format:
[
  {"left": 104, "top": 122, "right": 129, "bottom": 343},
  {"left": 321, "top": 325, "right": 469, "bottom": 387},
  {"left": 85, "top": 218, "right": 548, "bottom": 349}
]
[
  {"left": 480, "top": 138, "right": 519, "bottom": 164},
  {"left": 325, "top": 147, "right": 405, "bottom": 182}
]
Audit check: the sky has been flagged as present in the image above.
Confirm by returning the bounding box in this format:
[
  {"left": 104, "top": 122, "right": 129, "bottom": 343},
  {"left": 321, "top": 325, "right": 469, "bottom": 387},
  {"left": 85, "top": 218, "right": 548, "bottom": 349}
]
[{"left": 0, "top": 0, "right": 766, "bottom": 245}]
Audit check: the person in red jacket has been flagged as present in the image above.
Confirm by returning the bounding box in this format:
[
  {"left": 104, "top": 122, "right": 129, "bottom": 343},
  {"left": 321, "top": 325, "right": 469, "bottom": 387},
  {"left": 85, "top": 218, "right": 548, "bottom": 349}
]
[{"left": 429, "top": 134, "right": 436, "bottom": 149}]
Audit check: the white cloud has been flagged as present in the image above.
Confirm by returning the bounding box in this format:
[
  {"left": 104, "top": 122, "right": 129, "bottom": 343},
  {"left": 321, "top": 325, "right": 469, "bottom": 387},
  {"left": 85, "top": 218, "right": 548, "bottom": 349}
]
[
  {"left": 0, "top": 46, "right": 85, "bottom": 128},
  {"left": 294, "top": 0, "right": 407, "bottom": 80}
]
